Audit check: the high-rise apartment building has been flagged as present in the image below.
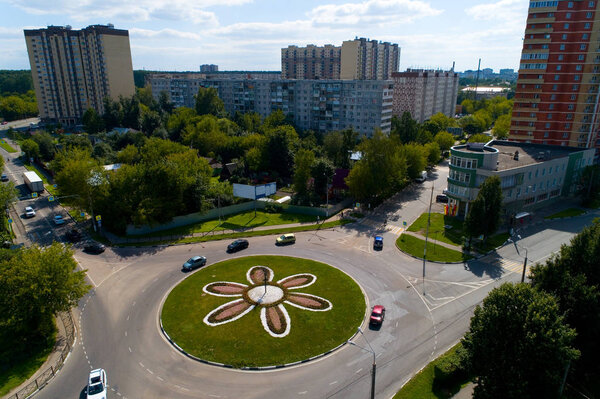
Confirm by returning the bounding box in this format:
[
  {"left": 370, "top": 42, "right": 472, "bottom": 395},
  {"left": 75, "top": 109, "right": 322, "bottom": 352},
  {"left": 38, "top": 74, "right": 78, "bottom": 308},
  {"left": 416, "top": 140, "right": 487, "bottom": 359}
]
[
  {"left": 509, "top": 0, "right": 600, "bottom": 151},
  {"left": 200, "top": 64, "right": 219, "bottom": 73},
  {"left": 24, "top": 24, "right": 135, "bottom": 126},
  {"left": 392, "top": 69, "right": 459, "bottom": 122},
  {"left": 281, "top": 44, "right": 341, "bottom": 79},
  {"left": 281, "top": 38, "right": 399, "bottom": 80},
  {"left": 340, "top": 38, "right": 400, "bottom": 80},
  {"left": 148, "top": 73, "right": 393, "bottom": 136}
]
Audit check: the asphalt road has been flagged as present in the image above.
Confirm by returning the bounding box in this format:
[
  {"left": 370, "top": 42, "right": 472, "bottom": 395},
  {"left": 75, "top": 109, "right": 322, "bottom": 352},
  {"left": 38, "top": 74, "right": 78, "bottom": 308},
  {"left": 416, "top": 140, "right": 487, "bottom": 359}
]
[{"left": 5, "top": 151, "right": 594, "bottom": 399}]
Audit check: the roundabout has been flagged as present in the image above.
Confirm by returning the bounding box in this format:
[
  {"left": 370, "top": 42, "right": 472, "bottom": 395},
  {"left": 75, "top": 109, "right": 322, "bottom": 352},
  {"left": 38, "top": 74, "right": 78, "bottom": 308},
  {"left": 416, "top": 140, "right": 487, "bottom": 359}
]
[{"left": 161, "top": 255, "right": 366, "bottom": 368}]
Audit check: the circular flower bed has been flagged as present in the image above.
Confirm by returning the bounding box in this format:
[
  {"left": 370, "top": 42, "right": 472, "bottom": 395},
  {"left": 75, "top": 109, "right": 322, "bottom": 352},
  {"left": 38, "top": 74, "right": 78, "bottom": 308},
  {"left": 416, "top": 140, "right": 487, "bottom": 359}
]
[{"left": 161, "top": 255, "right": 365, "bottom": 368}]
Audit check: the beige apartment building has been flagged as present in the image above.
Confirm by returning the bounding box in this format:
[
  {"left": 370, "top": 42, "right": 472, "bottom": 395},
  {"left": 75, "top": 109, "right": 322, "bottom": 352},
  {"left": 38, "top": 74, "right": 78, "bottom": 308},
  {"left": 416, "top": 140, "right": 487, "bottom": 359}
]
[
  {"left": 24, "top": 24, "right": 135, "bottom": 126},
  {"left": 281, "top": 38, "right": 399, "bottom": 80},
  {"left": 392, "top": 69, "right": 459, "bottom": 123}
]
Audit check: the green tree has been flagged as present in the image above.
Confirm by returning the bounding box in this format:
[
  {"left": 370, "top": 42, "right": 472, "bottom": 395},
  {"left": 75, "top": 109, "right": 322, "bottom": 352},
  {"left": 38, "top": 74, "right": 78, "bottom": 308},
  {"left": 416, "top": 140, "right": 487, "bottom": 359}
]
[
  {"left": 140, "top": 108, "right": 161, "bottom": 136},
  {"left": 265, "top": 125, "right": 299, "bottom": 177},
  {"left": 158, "top": 91, "right": 175, "bottom": 115},
  {"left": 20, "top": 139, "right": 40, "bottom": 160},
  {"left": 135, "top": 87, "right": 154, "bottom": 108},
  {"left": 434, "top": 131, "right": 456, "bottom": 153},
  {"left": 462, "top": 283, "right": 579, "bottom": 399},
  {"left": 31, "top": 132, "right": 56, "bottom": 162},
  {"left": 293, "top": 149, "right": 315, "bottom": 203},
  {"left": 82, "top": 108, "right": 105, "bottom": 134},
  {"left": 424, "top": 141, "right": 441, "bottom": 165},
  {"left": 460, "top": 115, "right": 486, "bottom": 135},
  {"left": 468, "top": 133, "right": 492, "bottom": 143},
  {"left": 402, "top": 143, "right": 427, "bottom": 179},
  {"left": 311, "top": 158, "right": 336, "bottom": 200},
  {"left": 0, "top": 243, "right": 89, "bottom": 358},
  {"left": 391, "top": 112, "right": 419, "bottom": 144},
  {"left": 530, "top": 220, "right": 600, "bottom": 382},
  {"left": 464, "top": 175, "right": 502, "bottom": 241},
  {"left": 0, "top": 181, "right": 18, "bottom": 210},
  {"left": 102, "top": 97, "right": 123, "bottom": 130},
  {"left": 492, "top": 113, "right": 511, "bottom": 139},
  {"left": 195, "top": 87, "right": 225, "bottom": 117},
  {"left": 262, "top": 110, "right": 292, "bottom": 130}
]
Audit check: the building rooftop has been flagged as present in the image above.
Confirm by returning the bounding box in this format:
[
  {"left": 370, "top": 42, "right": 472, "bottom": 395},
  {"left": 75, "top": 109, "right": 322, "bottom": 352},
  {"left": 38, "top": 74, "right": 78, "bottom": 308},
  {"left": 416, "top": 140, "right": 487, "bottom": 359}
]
[{"left": 493, "top": 141, "right": 580, "bottom": 170}]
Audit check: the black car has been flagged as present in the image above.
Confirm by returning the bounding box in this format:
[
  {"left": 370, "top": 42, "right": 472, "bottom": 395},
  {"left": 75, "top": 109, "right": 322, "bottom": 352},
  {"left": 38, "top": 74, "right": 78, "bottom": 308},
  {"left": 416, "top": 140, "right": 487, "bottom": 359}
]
[
  {"left": 436, "top": 194, "right": 449, "bottom": 203},
  {"left": 84, "top": 242, "right": 105, "bottom": 254},
  {"left": 1, "top": 174, "right": 8, "bottom": 182},
  {"left": 65, "top": 229, "right": 82, "bottom": 242},
  {"left": 227, "top": 239, "right": 249, "bottom": 253}
]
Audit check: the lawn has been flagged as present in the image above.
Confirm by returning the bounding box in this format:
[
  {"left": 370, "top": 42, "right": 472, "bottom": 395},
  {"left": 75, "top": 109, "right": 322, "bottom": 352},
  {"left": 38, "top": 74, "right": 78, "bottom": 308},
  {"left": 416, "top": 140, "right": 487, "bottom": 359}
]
[
  {"left": 130, "top": 210, "right": 318, "bottom": 238},
  {"left": 396, "top": 234, "right": 471, "bottom": 263},
  {"left": 473, "top": 232, "right": 510, "bottom": 253},
  {"left": 0, "top": 139, "right": 17, "bottom": 153},
  {"left": 544, "top": 208, "right": 586, "bottom": 220},
  {"left": 394, "top": 343, "right": 471, "bottom": 399},
  {"left": 161, "top": 255, "right": 365, "bottom": 368},
  {"left": 0, "top": 329, "right": 55, "bottom": 396},
  {"left": 407, "top": 213, "right": 465, "bottom": 246}
]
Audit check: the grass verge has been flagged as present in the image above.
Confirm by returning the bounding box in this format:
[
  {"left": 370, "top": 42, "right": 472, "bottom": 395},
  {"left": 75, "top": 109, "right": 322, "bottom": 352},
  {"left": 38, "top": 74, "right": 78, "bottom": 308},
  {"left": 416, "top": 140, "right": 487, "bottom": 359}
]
[
  {"left": 0, "top": 328, "right": 55, "bottom": 396},
  {"left": 129, "top": 210, "right": 318, "bottom": 238},
  {"left": 407, "top": 213, "right": 465, "bottom": 246},
  {"left": 0, "top": 140, "right": 17, "bottom": 153},
  {"left": 396, "top": 234, "right": 471, "bottom": 263},
  {"left": 473, "top": 232, "right": 510, "bottom": 254},
  {"left": 393, "top": 343, "right": 471, "bottom": 399},
  {"left": 544, "top": 208, "right": 586, "bottom": 220},
  {"left": 23, "top": 164, "right": 57, "bottom": 196},
  {"left": 116, "top": 219, "right": 351, "bottom": 247},
  {"left": 161, "top": 255, "right": 365, "bottom": 367}
]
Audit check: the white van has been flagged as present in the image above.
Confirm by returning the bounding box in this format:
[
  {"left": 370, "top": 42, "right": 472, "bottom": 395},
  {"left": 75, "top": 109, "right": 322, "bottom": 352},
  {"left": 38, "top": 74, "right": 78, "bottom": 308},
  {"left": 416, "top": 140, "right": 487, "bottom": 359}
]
[{"left": 415, "top": 170, "right": 427, "bottom": 183}]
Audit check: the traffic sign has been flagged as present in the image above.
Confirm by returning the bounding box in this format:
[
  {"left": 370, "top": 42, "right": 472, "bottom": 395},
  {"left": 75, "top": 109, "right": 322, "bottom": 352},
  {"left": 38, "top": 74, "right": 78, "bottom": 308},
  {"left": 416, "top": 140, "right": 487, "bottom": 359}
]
[
  {"left": 403, "top": 221, "right": 407, "bottom": 227},
  {"left": 8, "top": 218, "right": 12, "bottom": 223},
  {"left": 48, "top": 196, "right": 55, "bottom": 202},
  {"left": 32, "top": 192, "right": 38, "bottom": 198},
  {"left": 95, "top": 215, "right": 101, "bottom": 221},
  {"left": 80, "top": 212, "right": 85, "bottom": 217},
  {"left": 53, "top": 184, "right": 57, "bottom": 189},
  {"left": 356, "top": 202, "right": 360, "bottom": 208}
]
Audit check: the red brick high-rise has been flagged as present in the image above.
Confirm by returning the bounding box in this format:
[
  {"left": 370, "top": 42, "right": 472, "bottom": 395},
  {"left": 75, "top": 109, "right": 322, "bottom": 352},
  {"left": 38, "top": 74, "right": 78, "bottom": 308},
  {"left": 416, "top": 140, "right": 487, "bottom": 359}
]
[{"left": 510, "top": 0, "right": 600, "bottom": 153}]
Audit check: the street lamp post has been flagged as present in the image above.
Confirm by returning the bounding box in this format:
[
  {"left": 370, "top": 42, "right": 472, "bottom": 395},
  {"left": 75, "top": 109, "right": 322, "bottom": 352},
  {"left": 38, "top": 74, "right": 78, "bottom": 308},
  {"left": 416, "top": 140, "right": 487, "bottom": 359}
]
[
  {"left": 348, "top": 327, "right": 377, "bottom": 399},
  {"left": 509, "top": 236, "right": 528, "bottom": 283}
]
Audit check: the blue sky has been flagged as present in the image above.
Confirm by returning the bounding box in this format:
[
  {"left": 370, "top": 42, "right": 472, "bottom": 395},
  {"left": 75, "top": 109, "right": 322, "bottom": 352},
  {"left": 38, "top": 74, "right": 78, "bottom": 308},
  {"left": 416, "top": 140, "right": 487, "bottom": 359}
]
[{"left": 0, "top": 0, "right": 528, "bottom": 73}]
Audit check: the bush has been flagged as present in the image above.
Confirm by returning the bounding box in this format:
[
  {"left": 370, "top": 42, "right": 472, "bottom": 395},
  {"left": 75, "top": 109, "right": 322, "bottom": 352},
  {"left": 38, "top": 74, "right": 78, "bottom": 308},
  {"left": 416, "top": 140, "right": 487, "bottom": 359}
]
[
  {"left": 432, "top": 344, "right": 469, "bottom": 393},
  {"left": 264, "top": 203, "right": 283, "bottom": 213}
]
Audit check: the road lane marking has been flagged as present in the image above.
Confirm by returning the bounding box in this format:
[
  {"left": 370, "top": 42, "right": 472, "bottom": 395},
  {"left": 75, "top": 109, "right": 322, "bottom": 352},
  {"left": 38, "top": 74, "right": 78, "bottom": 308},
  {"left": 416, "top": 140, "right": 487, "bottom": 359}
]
[
  {"left": 139, "top": 362, "right": 145, "bottom": 368},
  {"left": 329, "top": 381, "right": 338, "bottom": 385},
  {"left": 128, "top": 347, "right": 132, "bottom": 353},
  {"left": 355, "top": 368, "right": 362, "bottom": 374}
]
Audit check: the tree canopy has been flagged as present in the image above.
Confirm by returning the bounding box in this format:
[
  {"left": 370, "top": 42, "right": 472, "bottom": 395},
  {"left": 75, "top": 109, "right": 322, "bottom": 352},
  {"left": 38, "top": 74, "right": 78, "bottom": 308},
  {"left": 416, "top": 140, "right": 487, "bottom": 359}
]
[{"left": 464, "top": 175, "right": 502, "bottom": 240}]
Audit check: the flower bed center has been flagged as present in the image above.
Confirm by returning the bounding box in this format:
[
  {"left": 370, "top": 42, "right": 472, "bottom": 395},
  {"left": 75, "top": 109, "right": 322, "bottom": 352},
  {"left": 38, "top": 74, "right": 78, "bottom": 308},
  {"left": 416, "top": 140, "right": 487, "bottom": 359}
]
[{"left": 247, "top": 285, "right": 284, "bottom": 305}]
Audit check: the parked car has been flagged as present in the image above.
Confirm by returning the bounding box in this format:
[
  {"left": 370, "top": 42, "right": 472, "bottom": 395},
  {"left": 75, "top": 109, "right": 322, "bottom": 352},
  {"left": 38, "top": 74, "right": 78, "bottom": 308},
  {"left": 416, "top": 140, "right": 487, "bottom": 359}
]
[
  {"left": 1, "top": 174, "right": 8, "bottom": 182},
  {"left": 415, "top": 170, "right": 427, "bottom": 183},
  {"left": 182, "top": 255, "right": 207, "bottom": 271},
  {"left": 24, "top": 206, "right": 36, "bottom": 218},
  {"left": 1, "top": 121, "right": 7, "bottom": 125},
  {"left": 436, "top": 194, "right": 449, "bottom": 203},
  {"left": 227, "top": 239, "right": 249, "bottom": 253},
  {"left": 87, "top": 368, "right": 107, "bottom": 399},
  {"left": 53, "top": 215, "right": 66, "bottom": 225},
  {"left": 65, "top": 229, "right": 82, "bottom": 242},
  {"left": 276, "top": 233, "right": 296, "bottom": 245},
  {"left": 373, "top": 236, "right": 383, "bottom": 250},
  {"left": 84, "top": 242, "right": 105, "bottom": 254},
  {"left": 369, "top": 305, "right": 386, "bottom": 327}
]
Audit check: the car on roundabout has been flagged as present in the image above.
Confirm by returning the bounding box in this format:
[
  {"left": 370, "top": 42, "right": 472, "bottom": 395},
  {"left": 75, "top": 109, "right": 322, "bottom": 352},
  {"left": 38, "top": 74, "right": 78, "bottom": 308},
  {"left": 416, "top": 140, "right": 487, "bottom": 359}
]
[
  {"left": 182, "top": 255, "right": 207, "bottom": 272},
  {"left": 373, "top": 236, "right": 383, "bottom": 250},
  {"left": 369, "top": 305, "right": 386, "bottom": 327},
  {"left": 276, "top": 233, "right": 296, "bottom": 245},
  {"left": 227, "top": 239, "right": 249, "bottom": 253},
  {"left": 87, "top": 368, "right": 107, "bottom": 399},
  {"left": 84, "top": 242, "right": 105, "bottom": 254}
]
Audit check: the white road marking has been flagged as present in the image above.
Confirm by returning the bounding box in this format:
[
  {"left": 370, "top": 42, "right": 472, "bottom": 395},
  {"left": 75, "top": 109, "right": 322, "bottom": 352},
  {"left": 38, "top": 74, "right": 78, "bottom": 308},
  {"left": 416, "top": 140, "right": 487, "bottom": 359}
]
[
  {"left": 124, "top": 331, "right": 127, "bottom": 337},
  {"left": 298, "top": 392, "right": 307, "bottom": 395},
  {"left": 127, "top": 315, "right": 130, "bottom": 321},
  {"left": 147, "top": 369, "right": 154, "bottom": 375},
  {"left": 156, "top": 376, "right": 164, "bottom": 382},
  {"left": 355, "top": 368, "right": 363, "bottom": 374},
  {"left": 128, "top": 347, "right": 132, "bottom": 353},
  {"left": 132, "top": 301, "right": 136, "bottom": 307},
  {"left": 139, "top": 362, "right": 145, "bottom": 368},
  {"left": 329, "top": 381, "right": 338, "bottom": 385}
]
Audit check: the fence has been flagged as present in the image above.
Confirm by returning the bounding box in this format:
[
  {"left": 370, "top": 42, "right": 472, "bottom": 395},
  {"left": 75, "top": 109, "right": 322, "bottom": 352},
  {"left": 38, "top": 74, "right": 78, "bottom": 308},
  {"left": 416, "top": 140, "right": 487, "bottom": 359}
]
[{"left": 6, "top": 311, "right": 75, "bottom": 399}]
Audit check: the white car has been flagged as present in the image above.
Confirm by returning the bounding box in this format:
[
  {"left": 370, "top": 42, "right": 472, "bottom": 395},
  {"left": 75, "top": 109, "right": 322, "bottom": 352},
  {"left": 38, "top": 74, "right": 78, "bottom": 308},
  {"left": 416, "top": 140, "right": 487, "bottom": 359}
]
[
  {"left": 87, "top": 368, "right": 107, "bottom": 399},
  {"left": 53, "top": 215, "right": 65, "bottom": 225},
  {"left": 24, "top": 206, "right": 36, "bottom": 218}
]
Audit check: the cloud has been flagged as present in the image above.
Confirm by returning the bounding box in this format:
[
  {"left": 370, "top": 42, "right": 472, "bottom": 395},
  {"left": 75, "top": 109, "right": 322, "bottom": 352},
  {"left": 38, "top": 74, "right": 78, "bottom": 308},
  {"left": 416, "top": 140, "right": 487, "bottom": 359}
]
[
  {"left": 0, "top": 27, "right": 24, "bottom": 38},
  {"left": 309, "top": 0, "right": 442, "bottom": 26},
  {"left": 5, "top": 0, "right": 239, "bottom": 23},
  {"left": 466, "top": 0, "right": 527, "bottom": 21}
]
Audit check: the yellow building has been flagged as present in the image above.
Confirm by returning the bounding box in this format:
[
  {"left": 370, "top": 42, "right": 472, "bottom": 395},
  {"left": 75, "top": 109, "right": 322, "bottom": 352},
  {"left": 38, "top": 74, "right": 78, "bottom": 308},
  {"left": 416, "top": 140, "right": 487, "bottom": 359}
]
[{"left": 24, "top": 24, "right": 135, "bottom": 126}]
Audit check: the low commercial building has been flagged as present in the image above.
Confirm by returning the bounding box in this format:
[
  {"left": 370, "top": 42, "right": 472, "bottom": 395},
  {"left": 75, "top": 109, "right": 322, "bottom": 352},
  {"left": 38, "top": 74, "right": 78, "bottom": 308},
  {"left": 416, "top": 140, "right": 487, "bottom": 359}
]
[
  {"left": 445, "top": 140, "right": 595, "bottom": 218},
  {"left": 148, "top": 74, "right": 393, "bottom": 136}
]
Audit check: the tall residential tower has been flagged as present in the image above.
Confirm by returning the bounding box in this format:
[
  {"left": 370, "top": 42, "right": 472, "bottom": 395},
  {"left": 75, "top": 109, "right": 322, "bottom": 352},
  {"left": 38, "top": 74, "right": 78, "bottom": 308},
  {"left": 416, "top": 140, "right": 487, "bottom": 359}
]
[
  {"left": 509, "top": 0, "right": 600, "bottom": 152},
  {"left": 24, "top": 24, "right": 135, "bottom": 126}
]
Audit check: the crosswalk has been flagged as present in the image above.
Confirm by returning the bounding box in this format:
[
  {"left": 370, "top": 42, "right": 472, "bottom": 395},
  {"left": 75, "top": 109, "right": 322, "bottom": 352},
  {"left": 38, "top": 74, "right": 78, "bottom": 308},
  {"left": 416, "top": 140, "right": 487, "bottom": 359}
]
[{"left": 357, "top": 218, "right": 404, "bottom": 235}]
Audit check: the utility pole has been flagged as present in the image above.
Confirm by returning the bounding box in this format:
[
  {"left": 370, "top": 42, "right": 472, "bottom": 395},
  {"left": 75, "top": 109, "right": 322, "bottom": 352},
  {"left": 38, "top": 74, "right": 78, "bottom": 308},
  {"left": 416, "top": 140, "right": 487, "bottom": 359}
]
[
  {"left": 423, "top": 184, "right": 434, "bottom": 295},
  {"left": 474, "top": 58, "right": 481, "bottom": 101}
]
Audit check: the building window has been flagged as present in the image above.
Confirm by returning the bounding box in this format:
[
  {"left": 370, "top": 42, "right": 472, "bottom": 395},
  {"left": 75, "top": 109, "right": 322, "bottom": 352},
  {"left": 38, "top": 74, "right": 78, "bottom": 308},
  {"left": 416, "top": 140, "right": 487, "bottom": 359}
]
[
  {"left": 566, "top": 12, "right": 572, "bottom": 18},
  {"left": 590, "top": 1, "right": 595, "bottom": 6},
  {"left": 564, "top": 23, "right": 570, "bottom": 29},
  {"left": 582, "top": 35, "right": 589, "bottom": 41},
  {"left": 563, "top": 132, "right": 569, "bottom": 138},
  {"left": 551, "top": 94, "right": 557, "bottom": 100},
  {"left": 552, "top": 84, "right": 558, "bottom": 90},
  {"left": 562, "top": 34, "right": 568, "bottom": 40},
  {"left": 572, "top": 85, "right": 579, "bottom": 91},
  {"left": 568, "top": 1, "right": 573, "bottom": 7},
  {"left": 554, "top": 74, "right": 560, "bottom": 81},
  {"left": 560, "top": 44, "right": 566, "bottom": 50},
  {"left": 586, "top": 12, "right": 593, "bottom": 18},
  {"left": 556, "top": 65, "right": 562, "bottom": 70},
  {"left": 544, "top": 131, "right": 549, "bottom": 138},
  {"left": 585, "top": 22, "right": 591, "bottom": 29},
  {"left": 581, "top": 44, "right": 587, "bottom": 50},
  {"left": 576, "top": 65, "right": 583, "bottom": 71},
  {"left": 558, "top": 54, "right": 564, "bottom": 61}
]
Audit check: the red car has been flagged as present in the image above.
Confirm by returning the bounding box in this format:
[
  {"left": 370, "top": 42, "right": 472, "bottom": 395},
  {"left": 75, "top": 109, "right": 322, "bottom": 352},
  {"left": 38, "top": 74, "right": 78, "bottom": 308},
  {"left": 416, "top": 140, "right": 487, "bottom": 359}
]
[{"left": 369, "top": 305, "right": 386, "bottom": 326}]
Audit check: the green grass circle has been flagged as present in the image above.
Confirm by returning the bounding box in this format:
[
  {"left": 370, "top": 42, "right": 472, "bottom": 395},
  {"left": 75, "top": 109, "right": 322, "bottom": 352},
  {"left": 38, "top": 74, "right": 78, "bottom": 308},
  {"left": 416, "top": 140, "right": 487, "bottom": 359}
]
[{"left": 161, "top": 255, "right": 366, "bottom": 368}]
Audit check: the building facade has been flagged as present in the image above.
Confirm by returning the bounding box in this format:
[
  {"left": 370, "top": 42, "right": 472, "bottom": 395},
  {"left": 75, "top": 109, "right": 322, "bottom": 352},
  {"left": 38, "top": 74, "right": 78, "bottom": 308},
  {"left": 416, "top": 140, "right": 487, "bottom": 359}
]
[
  {"left": 445, "top": 140, "right": 595, "bottom": 218},
  {"left": 391, "top": 69, "right": 459, "bottom": 122},
  {"left": 200, "top": 64, "right": 218, "bottom": 73},
  {"left": 281, "top": 38, "right": 399, "bottom": 80},
  {"left": 509, "top": 0, "right": 600, "bottom": 152},
  {"left": 148, "top": 74, "right": 393, "bottom": 136},
  {"left": 24, "top": 24, "right": 135, "bottom": 126},
  {"left": 281, "top": 44, "right": 341, "bottom": 79}
]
